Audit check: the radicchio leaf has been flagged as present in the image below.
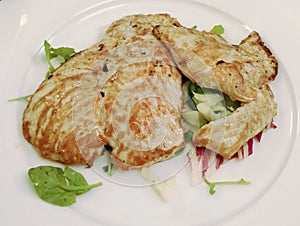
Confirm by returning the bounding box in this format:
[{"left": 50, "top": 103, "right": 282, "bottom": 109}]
[{"left": 187, "top": 122, "right": 277, "bottom": 186}]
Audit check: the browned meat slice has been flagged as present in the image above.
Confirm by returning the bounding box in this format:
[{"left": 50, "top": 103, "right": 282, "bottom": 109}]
[
  {"left": 153, "top": 25, "right": 278, "bottom": 101},
  {"left": 22, "top": 14, "right": 185, "bottom": 166},
  {"left": 192, "top": 85, "right": 277, "bottom": 159}
]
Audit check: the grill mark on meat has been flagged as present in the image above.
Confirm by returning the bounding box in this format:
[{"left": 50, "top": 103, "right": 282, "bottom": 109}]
[{"left": 23, "top": 14, "right": 185, "bottom": 166}]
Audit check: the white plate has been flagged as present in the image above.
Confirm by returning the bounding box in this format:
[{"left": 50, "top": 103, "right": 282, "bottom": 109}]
[{"left": 0, "top": 0, "right": 298, "bottom": 225}]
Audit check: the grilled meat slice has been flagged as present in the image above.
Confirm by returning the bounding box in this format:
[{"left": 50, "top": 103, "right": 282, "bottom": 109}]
[
  {"left": 22, "top": 14, "right": 184, "bottom": 166},
  {"left": 153, "top": 25, "right": 278, "bottom": 101},
  {"left": 192, "top": 85, "right": 277, "bottom": 159}
]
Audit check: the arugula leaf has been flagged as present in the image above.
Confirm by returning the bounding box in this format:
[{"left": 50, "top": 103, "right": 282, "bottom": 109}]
[
  {"left": 8, "top": 94, "right": 32, "bottom": 103},
  {"left": 210, "top": 25, "right": 225, "bottom": 35},
  {"left": 192, "top": 25, "right": 197, "bottom": 30},
  {"left": 204, "top": 178, "right": 250, "bottom": 195},
  {"left": 51, "top": 46, "right": 76, "bottom": 60},
  {"left": 28, "top": 166, "right": 102, "bottom": 206},
  {"left": 8, "top": 42, "right": 76, "bottom": 102},
  {"left": 191, "top": 24, "right": 224, "bottom": 35},
  {"left": 44, "top": 40, "right": 76, "bottom": 78},
  {"left": 44, "top": 40, "right": 56, "bottom": 74}
]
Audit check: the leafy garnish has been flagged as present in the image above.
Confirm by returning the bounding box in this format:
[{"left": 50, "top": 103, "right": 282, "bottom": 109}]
[
  {"left": 28, "top": 165, "right": 102, "bottom": 206},
  {"left": 188, "top": 82, "right": 240, "bottom": 121},
  {"left": 102, "top": 163, "right": 117, "bottom": 177},
  {"left": 184, "top": 131, "right": 194, "bottom": 143},
  {"left": 44, "top": 40, "right": 76, "bottom": 78},
  {"left": 204, "top": 178, "right": 250, "bottom": 195},
  {"left": 192, "top": 25, "right": 197, "bottom": 30},
  {"left": 173, "top": 148, "right": 185, "bottom": 158},
  {"left": 8, "top": 42, "right": 76, "bottom": 102},
  {"left": 102, "top": 151, "right": 117, "bottom": 176},
  {"left": 210, "top": 25, "right": 225, "bottom": 35},
  {"left": 8, "top": 94, "right": 32, "bottom": 103},
  {"left": 189, "top": 82, "right": 204, "bottom": 97}
]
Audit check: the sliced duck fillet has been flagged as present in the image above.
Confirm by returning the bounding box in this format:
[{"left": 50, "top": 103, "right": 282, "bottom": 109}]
[
  {"left": 95, "top": 60, "right": 184, "bottom": 169},
  {"left": 153, "top": 25, "right": 278, "bottom": 101},
  {"left": 192, "top": 85, "right": 277, "bottom": 159},
  {"left": 22, "top": 14, "right": 184, "bottom": 166},
  {"left": 153, "top": 25, "right": 278, "bottom": 159}
]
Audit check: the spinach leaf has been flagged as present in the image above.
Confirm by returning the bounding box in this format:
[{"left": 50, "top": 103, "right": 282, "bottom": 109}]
[
  {"left": 28, "top": 166, "right": 102, "bottom": 206},
  {"left": 63, "top": 166, "right": 93, "bottom": 195}
]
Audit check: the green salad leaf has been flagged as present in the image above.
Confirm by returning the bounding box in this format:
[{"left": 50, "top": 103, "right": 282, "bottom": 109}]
[
  {"left": 210, "top": 25, "right": 225, "bottom": 35},
  {"left": 187, "top": 82, "right": 240, "bottom": 122},
  {"left": 102, "top": 163, "right": 117, "bottom": 177},
  {"left": 8, "top": 42, "right": 76, "bottom": 102},
  {"left": 44, "top": 40, "right": 76, "bottom": 79},
  {"left": 8, "top": 94, "right": 32, "bottom": 103},
  {"left": 191, "top": 24, "right": 224, "bottom": 35},
  {"left": 28, "top": 166, "right": 102, "bottom": 206},
  {"left": 173, "top": 148, "right": 185, "bottom": 158},
  {"left": 44, "top": 40, "right": 55, "bottom": 74},
  {"left": 184, "top": 131, "right": 194, "bottom": 143},
  {"left": 204, "top": 178, "right": 250, "bottom": 195},
  {"left": 102, "top": 151, "right": 117, "bottom": 177},
  {"left": 189, "top": 82, "right": 204, "bottom": 97}
]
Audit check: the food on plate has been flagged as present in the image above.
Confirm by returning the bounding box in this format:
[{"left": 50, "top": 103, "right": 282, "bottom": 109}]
[
  {"left": 153, "top": 24, "right": 278, "bottom": 159},
  {"left": 95, "top": 61, "right": 184, "bottom": 170},
  {"left": 22, "top": 13, "right": 278, "bottom": 174},
  {"left": 28, "top": 165, "right": 102, "bottom": 206},
  {"left": 193, "top": 85, "right": 277, "bottom": 159},
  {"left": 153, "top": 25, "right": 278, "bottom": 102},
  {"left": 204, "top": 178, "right": 250, "bottom": 195},
  {"left": 22, "top": 14, "right": 185, "bottom": 168}
]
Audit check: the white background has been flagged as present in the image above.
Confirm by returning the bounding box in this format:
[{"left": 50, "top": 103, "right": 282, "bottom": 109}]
[{"left": 0, "top": 0, "right": 299, "bottom": 225}]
